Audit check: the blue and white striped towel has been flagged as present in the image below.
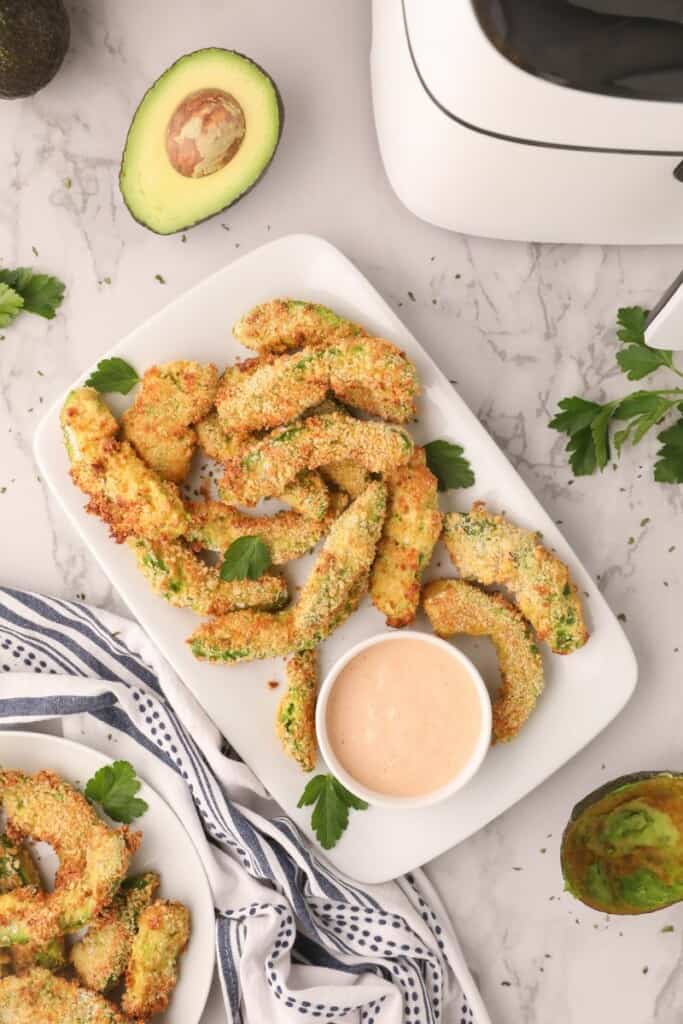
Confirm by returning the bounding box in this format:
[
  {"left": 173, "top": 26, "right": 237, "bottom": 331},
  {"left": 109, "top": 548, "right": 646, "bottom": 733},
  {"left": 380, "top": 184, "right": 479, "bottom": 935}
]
[{"left": 0, "top": 587, "right": 489, "bottom": 1024}]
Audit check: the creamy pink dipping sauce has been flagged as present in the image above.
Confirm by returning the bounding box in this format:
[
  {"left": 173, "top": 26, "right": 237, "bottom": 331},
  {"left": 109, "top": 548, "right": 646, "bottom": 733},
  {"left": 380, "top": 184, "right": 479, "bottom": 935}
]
[{"left": 325, "top": 637, "right": 483, "bottom": 798}]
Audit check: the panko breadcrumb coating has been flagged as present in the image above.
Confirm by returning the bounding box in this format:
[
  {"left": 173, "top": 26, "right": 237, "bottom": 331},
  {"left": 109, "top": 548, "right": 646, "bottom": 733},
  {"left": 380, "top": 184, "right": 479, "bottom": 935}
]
[
  {"left": 71, "top": 873, "right": 159, "bottom": 993},
  {"left": 423, "top": 578, "right": 544, "bottom": 742},
  {"left": 215, "top": 337, "right": 419, "bottom": 434},
  {"left": 294, "top": 481, "right": 386, "bottom": 644},
  {"left": 443, "top": 503, "right": 588, "bottom": 654},
  {"left": 0, "top": 836, "right": 65, "bottom": 974},
  {"left": 0, "top": 968, "right": 141, "bottom": 1024},
  {"left": 61, "top": 389, "right": 187, "bottom": 544},
  {"left": 370, "top": 449, "right": 442, "bottom": 627},
  {"left": 186, "top": 491, "right": 348, "bottom": 564},
  {"left": 233, "top": 298, "right": 366, "bottom": 355},
  {"left": 129, "top": 538, "right": 288, "bottom": 615},
  {"left": 320, "top": 460, "right": 370, "bottom": 498},
  {"left": 277, "top": 650, "right": 318, "bottom": 772},
  {"left": 219, "top": 412, "right": 413, "bottom": 507},
  {"left": 189, "top": 608, "right": 297, "bottom": 663},
  {"left": 189, "top": 486, "right": 385, "bottom": 663},
  {"left": 0, "top": 770, "right": 140, "bottom": 940},
  {"left": 198, "top": 411, "right": 332, "bottom": 520},
  {"left": 122, "top": 361, "right": 218, "bottom": 483},
  {"left": 122, "top": 900, "right": 190, "bottom": 1019}
]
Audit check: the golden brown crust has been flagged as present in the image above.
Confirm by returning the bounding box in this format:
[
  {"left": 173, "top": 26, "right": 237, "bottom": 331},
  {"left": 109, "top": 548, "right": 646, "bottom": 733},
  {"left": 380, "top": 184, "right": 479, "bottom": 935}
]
[
  {"left": 443, "top": 502, "right": 588, "bottom": 655},
  {"left": 215, "top": 338, "right": 419, "bottom": 434},
  {"left": 0, "top": 968, "right": 142, "bottom": 1024},
  {"left": 423, "top": 578, "right": 544, "bottom": 742},
  {"left": 370, "top": 449, "right": 442, "bottom": 627},
  {"left": 185, "top": 491, "right": 348, "bottom": 564},
  {"left": 233, "top": 298, "right": 366, "bottom": 354},
  {"left": 122, "top": 900, "right": 190, "bottom": 1019},
  {"left": 276, "top": 650, "right": 318, "bottom": 772},
  {"left": 219, "top": 413, "right": 412, "bottom": 507},
  {"left": 122, "top": 361, "right": 218, "bottom": 483}
]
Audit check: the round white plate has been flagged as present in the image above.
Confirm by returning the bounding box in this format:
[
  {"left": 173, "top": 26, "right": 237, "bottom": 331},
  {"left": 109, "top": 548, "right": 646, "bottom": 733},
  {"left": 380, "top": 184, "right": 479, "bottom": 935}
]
[{"left": 0, "top": 730, "right": 215, "bottom": 1024}]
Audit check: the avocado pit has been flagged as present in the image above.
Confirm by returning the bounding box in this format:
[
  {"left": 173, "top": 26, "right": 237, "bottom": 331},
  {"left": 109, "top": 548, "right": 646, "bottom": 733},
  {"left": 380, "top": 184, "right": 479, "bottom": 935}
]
[{"left": 166, "top": 88, "right": 246, "bottom": 179}]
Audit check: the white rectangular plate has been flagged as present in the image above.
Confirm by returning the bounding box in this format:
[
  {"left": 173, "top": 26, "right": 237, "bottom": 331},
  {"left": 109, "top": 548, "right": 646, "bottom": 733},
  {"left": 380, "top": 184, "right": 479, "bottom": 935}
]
[{"left": 35, "top": 234, "right": 637, "bottom": 884}]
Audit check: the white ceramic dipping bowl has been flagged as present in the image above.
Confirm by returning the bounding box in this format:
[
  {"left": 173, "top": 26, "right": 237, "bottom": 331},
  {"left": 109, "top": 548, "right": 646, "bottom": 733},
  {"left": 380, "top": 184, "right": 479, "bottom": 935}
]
[{"left": 315, "top": 630, "right": 492, "bottom": 810}]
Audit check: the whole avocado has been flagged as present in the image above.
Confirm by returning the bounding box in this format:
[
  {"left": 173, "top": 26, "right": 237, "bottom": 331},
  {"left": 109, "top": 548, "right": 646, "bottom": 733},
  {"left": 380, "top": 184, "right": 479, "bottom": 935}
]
[{"left": 0, "top": 0, "right": 70, "bottom": 99}]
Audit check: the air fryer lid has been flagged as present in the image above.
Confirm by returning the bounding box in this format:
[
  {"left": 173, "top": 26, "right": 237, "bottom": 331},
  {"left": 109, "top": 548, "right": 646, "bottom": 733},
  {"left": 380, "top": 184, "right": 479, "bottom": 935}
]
[
  {"left": 572, "top": 0, "right": 683, "bottom": 19},
  {"left": 475, "top": 0, "right": 683, "bottom": 99}
]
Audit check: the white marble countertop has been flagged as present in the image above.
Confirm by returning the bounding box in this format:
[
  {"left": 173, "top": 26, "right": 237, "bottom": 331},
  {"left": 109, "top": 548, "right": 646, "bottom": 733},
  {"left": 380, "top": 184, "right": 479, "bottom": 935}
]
[{"left": 2, "top": 2, "right": 683, "bottom": 1022}]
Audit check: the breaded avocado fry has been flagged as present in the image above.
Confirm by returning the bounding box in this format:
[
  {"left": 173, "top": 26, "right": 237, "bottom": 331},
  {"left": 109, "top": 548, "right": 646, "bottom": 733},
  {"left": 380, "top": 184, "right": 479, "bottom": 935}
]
[
  {"left": 277, "top": 650, "right": 318, "bottom": 772},
  {"left": 443, "top": 503, "right": 588, "bottom": 654},
  {"left": 129, "top": 538, "right": 288, "bottom": 614},
  {"left": 189, "top": 608, "right": 296, "bottom": 663},
  {"left": 198, "top": 411, "right": 332, "bottom": 520},
  {"left": 370, "top": 449, "right": 442, "bottom": 627},
  {"left": 320, "top": 460, "right": 370, "bottom": 498},
  {"left": 61, "top": 388, "right": 187, "bottom": 544},
  {"left": 0, "top": 835, "right": 65, "bottom": 974},
  {"left": 423, "top": 578, "right": 544, "bottom": 742},
  {"left": 294, "top": 481, "right": 386, "bottom": 644},
  {"left": 121, "top": 361, "right": 218, "bottom": 483},
  {"left": 122, "top": 899, "right": 190, "bottom": 1019},
  {"left": 71, "top": 872, "right": 159, "bottom": 993},
  {"left": 0, "top": 968, "right": 139, "bottom": 1024},
  {"left": 233, "top": 298, "right": 366, "bottom": 354},
  {"left": 220, "top": 412, "right": 412, "bottom": 507},
  {"left": 186, "top": 491, "right": 348, "bottom": 564},
  {"left": 215, "top": 337, "right": 419, "bottom": 434},
  {"left": 189, "top": 486, "right": 385, "bottom": 663},
  {"left": 0, "top": 770, "right": 140, "bottom": 939}
]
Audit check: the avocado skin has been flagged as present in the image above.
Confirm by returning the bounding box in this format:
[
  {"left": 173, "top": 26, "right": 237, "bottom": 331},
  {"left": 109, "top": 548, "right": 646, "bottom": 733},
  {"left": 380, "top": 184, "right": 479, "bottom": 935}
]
[
  {"left": 119, "top": 48, "right": 284, "bottom": 235},
  {"left": 0, "top": 0, "right": 70, "bottom": 99},
  {"left": 561, "top": 771, "right": 683, "bottom": 915}
]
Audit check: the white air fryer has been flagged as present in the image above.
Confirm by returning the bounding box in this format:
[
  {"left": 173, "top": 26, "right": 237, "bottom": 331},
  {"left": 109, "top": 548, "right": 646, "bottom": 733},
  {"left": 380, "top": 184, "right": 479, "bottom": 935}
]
[{"left": 371, "top": 0, "right": 683, "bottom": 244}]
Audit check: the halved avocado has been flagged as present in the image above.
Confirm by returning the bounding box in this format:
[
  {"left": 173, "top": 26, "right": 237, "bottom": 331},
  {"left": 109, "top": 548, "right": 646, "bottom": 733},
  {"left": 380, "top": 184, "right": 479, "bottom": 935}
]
[
  {"left": 561, "top": 772, "right": 683, "bottom": 915},
  {"left": 119, "top": 48, "right": 283, "bottom": 234}
]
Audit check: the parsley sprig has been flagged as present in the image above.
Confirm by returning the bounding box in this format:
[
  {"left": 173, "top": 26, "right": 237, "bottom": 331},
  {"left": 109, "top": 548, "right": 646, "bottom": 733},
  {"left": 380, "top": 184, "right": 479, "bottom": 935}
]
[
  {"left": 297, "top": 774, "right": 368, "bottom": 849},
  {"left": 85, "top": 760, "right": 149, "bottom": 824},
  {"left": 550, "top": 307, "right": 683, "bottom": 483},
  {"left": 0, "top": 267, "right": 65, "bottom": 328}
]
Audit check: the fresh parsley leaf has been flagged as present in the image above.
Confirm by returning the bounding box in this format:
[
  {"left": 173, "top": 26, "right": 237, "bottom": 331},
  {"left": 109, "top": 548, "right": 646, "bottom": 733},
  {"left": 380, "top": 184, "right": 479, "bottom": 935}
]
[
  {"left": 0, "top": 267, "right": 65, "bottom": 319},
  {"left": 589, "top": 404, "right": 616, "bottom": 470},
  {"left": 654, "top": 416, "right": 683, "bottom": 483},
  {"left": 613, "top": 392, "right": 674, "bottom": 446},
  {"left": 565, "top": 426, "right": 598, "bottom": 476},
  {"left": 220, "top": 536, "right": 272, "bottom": 581},
  {"left": 297, "top": 774, "right": 368, "bottom": 850},
  {"left": 85, "top": 760, "right": 149, "bottom": 823},
  {"left": 0, "top": 284, "right": 23, "bottom": 327},
  {"left": 85, "top": 357, "right": 140, "bottom": 395},
  {"left": 614, "top": 305, "right": 676, "bottom": 380},
  {"left": 616, "top": 344, "right": 674, "bottom": 381},
  {"left": 424, "top": 439, "right": 475, "bottom": 491},
  {"left": 550, "top": 397, "right": 618, "bottom": 474},
  {"left": 548, "top": 397, "right": 603, "bottom": 436},
  {"left": 616, "top": 306, "right": 648, "bottom": 345}
]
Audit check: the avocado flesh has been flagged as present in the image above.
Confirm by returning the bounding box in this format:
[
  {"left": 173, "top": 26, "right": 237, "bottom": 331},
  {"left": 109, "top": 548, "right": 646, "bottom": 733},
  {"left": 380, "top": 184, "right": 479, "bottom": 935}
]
[
  {"left": 120, "top": 48, "right": 282, "bottom": 234},
  {"left": 0, "top": 0, "right": 69, "bottom": 99},
  {"left": 561, "top": 773, "right": 683, "bottom": 914}
]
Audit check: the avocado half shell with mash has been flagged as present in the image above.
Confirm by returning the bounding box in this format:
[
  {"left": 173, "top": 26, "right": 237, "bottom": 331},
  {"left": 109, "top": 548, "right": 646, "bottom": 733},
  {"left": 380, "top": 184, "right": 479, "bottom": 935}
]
[
  {"left": 561, "top": 772, "right": 683, "bottom": 915},
  {"left": 119, "top": 48, "right": 283, "bottom": 234}
]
